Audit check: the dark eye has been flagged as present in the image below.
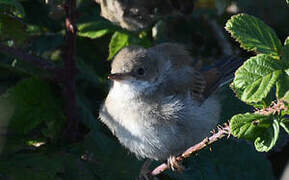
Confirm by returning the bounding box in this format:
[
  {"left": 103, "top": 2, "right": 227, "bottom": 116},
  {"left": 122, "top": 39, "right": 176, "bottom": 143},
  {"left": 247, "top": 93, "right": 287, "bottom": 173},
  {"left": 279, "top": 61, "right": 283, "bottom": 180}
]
[{"left": 137, "top": 67, "right": 145, "bottom": 75}]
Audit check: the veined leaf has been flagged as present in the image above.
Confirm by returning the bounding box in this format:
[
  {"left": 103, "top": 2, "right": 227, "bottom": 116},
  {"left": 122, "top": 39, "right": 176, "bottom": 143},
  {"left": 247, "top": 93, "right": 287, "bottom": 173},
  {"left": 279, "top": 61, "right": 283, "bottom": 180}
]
[
  {"left": 108, "top": 31, "right": 130, "bottom": 60},
  {"left": 225, "top": 13, "right": 282, "bottom": 58},
  {"left": 280, "top": 118, "right": 289, "bottom": 134},
  {"left": 281, "top": 39, "right": 289, "bottom": 67},
  {"left": 230, "top": 113, "right": 279, "bottom": 152},
  {"left": 0, "top": 0, "right": 25, "bottom": 17},
  {"left": 230, "top": 113, "right": 272, "bottom": 140},
  {"left": 254, "top": 119, "right": 279, "bottom": 152},
  {"left": 276, "top": 71, "right": 289, "bottom": 99},
  {"left": 232, "top": 54, "right": 282, "bottom": 103},
  {"left": 78, "top": 22, "right": 111, "bottom": 39}
]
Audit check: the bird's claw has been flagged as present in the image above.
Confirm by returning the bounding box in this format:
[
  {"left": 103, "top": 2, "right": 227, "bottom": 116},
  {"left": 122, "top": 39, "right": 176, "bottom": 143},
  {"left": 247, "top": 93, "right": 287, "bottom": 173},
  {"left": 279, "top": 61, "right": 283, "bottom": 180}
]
[{"left": 167, "top": 156, "right": 184, "bottom": 172}]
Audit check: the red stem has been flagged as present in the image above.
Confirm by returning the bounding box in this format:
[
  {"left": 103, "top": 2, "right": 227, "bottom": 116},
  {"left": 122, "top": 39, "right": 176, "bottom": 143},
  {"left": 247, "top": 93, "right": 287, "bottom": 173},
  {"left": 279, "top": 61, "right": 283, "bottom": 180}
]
[{"left": 62, "top": 0, "right": 79, "bottom": 142}]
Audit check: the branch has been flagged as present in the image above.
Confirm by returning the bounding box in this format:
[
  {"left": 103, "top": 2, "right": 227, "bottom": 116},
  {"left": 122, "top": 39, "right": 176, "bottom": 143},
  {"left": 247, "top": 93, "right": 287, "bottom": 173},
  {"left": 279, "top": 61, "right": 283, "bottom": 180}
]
[
  {"left": 151, "top": 123, "right": 231, "bottom": 176},
  {"left": 0, "top": 43, "right": 56, "bottom": 71},
  {"left": 62, "top": 0, "right": 79, "bottom": 142}
]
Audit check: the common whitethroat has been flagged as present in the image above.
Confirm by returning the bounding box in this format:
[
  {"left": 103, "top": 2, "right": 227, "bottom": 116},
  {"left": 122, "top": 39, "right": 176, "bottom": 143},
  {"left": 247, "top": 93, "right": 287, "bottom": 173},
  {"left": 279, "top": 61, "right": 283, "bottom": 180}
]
[{"left": 99, "top": 43, "right": 240, "bottom": 163}]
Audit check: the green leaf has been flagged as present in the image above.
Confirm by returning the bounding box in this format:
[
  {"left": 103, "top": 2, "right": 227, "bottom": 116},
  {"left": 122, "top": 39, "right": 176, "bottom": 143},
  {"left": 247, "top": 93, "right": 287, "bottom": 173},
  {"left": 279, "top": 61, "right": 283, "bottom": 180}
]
[
  {"left": 78, "top": 22, "right": 111, "bottom": 39},
  {"left": 254, "top": 119, "right": 279, "bottom": 152},
  {"left": 281, "top": 91, "right": 289, "bottom": 103},
  {"left": 230, "top": 113, "right": 272, "bottom": 140},
  {"left": 225, "top": 13, "right": 282, "bottom": 58},
  {"left": 280, "top": 118, "right": 289, "bottom": 134},
  {"left": 281, "top": 39, "right": 289, "bottom": 67},
  {"left": 232, "top": 54, "right": 282, "bottom": 103},
  {"left": 285, "top": 36, "right": 289, "bottom": 45},
  {"left": 0, "top": 78, "right": 65, "bottom": 136},
  {"left": 230, "top": 113, "right": 279, "bottom": 152},
  {"left": 276, "top": 71, "right": 289, "bottom": 99},
  {"left": 108, "top": 31, "right": 130, "bottom": 60},
  {"left": 0, "top": 14, "right": 28, "bottom": 42},
  {"left": 0, "top": 0, "right": 25, "bottom": 17}
]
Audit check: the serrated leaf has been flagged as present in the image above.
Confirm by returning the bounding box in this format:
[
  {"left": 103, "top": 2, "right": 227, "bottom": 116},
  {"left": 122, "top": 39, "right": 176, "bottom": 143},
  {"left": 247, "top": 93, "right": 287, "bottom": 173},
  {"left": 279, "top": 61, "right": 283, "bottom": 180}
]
[
  {"left": 230, "top": 113, "right": 279, "bottom": 152},
  {"left": 78, "top": 22, "right": 110, "bottom": 39},
  {"left": 276, "top": 71, "right": 289, "bottom": 99},
  {"left": 225, "top": 13, "right": 282, "bottom": 58},
  {"left": 0, "top": 78, "right": 65, "bottom": 136},
  {"left": 232, "top": 54, "right": 282, "bottom": 103},
  {"left": 230, "top": 113, "right": 272, "bottom": 140},
  {"left": 280, "top": 118, "right": 289, "bottom": 134},
  {"left": 108, "top": 31, "right": 130, "bottom": 60},
  {"left": 254, "top": 119, "right": 279, "bottom": 152},
  {"left": 0, "top": 0, "right": 25, "bottom": 17}
]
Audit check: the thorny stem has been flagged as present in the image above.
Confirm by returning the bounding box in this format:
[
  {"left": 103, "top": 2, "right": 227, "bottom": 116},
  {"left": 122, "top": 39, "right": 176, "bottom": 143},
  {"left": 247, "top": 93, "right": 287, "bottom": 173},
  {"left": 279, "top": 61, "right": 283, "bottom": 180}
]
[
  {"left": 62, "top": 0, "right": 79, "bottom": 142},
  {"left": 255, "top": 100, "right": 288, "bottom": 116},
  {"left": 151, "top": 123, "right": 231, "bottom": 176},
  {"left": 0, "top": 0, "right": 80, "bottom": 143},
  {"left": 0, "top": 43, "right": 56, "bottom": 71}
]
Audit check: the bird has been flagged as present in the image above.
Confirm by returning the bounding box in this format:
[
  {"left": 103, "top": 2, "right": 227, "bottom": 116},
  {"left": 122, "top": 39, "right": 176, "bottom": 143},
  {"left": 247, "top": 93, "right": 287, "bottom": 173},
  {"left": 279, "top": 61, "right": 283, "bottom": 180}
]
[{"left": 99, "top": 43, "right": 241, "bottom": 167}]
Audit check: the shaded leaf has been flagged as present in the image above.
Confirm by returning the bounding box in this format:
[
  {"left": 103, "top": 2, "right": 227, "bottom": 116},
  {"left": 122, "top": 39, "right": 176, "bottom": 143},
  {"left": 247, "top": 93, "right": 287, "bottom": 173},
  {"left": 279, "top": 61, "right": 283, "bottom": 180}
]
[
  {"left": 281, "top": 39, "right": 289, "bottom": 67},
  {"left": 0, "top": 78, "right": 65, "bottom": 136},
  {"left": 232, "top": 54, "right": 282, "bottom": 103},
  {"left": 285, "top": 36, "right": 289, "bottom": 45},
  {"left": 21, "top": 0, "right": 61, "bottom": 31},
  {"left": 0, "top": 14, "right": 28, "bottom": 42},
  {"left": 276, "top": 71, "right": 289, "bottom": 99},
  {"left": 254, "top": 119, "right": 279, "bottom": 152},
  {"left": 280, "top": 118, "right": 289, "bottom": 134},
  {"left": 225, "top": 13, "right": 282, "bottom": 58},
  {"left": 0, "top": 0, "right": 25, "bottom": 17}
]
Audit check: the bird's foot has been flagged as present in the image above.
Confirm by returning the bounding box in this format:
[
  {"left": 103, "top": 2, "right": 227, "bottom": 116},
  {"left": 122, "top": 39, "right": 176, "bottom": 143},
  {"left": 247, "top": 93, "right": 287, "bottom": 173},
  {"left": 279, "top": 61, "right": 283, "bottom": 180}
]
[
  {"left": 138, "top": 159, "right": 159, "bottom": 180},
  {"left": 167, "top": 156, "right": 184, "bottom": 172}
]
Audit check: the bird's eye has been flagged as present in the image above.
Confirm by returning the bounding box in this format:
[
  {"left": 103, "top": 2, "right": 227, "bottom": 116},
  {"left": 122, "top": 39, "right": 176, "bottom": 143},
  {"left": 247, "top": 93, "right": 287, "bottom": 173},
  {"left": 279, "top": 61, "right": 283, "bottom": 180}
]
[{"left": 137, "top": 67, "right": 145, "bottom": 75}]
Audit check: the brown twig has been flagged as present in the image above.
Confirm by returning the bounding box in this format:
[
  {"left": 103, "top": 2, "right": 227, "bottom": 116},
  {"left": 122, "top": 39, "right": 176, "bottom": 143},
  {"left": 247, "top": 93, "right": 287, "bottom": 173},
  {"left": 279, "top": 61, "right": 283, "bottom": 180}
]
[
  {"left": 0, "top": 43, "right": 56, "bottom": 71},
  {"left": 62, "top": 0, "right": 79, "bottom": 142},
  {"left": 255, "top": 100, "right": 288, "bottom": 116},
  {"left": 151, "top": 123, "right": 231, "bottom": 176}
]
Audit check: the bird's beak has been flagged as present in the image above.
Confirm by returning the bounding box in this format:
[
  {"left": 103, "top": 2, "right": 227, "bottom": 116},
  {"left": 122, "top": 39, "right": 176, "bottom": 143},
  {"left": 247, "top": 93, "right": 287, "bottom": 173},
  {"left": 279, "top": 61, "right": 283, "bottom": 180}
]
[{"left": 108, "top": 73, "right": 130, "bottom": 81}]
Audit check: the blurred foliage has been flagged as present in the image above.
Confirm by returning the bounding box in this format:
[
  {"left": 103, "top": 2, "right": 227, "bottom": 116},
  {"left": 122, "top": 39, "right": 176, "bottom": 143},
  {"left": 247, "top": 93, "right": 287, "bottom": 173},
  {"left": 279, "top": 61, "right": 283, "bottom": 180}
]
[{"left": 0, "top": 0, "right": 288, "bottom": 179}]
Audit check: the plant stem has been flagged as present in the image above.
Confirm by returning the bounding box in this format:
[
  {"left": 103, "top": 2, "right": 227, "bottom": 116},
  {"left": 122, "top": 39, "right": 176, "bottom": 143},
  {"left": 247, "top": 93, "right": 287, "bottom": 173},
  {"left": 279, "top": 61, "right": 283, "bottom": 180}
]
[
  {"left": 151, "top": 123, "right": 231, "bottom": 176},
  {"left": 62, "top": 0, "right": 79, "bottom": 142},
  {"left": 0, "top": 43, "right": 56, "bottom": 71}
]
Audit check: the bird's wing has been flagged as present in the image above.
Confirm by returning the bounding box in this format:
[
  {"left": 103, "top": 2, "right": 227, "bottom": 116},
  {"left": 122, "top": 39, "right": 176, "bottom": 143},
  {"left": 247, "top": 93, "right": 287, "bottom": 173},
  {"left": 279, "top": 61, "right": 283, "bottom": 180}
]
[
  {"left": 152, "top": 43, "right": 206, "bottom": 101},
  {"left": 200, "top": 56, "right": 244, "bottom": 99},
  {"left": 151, "top": 43, "right": 243, "bottom": 102}
]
